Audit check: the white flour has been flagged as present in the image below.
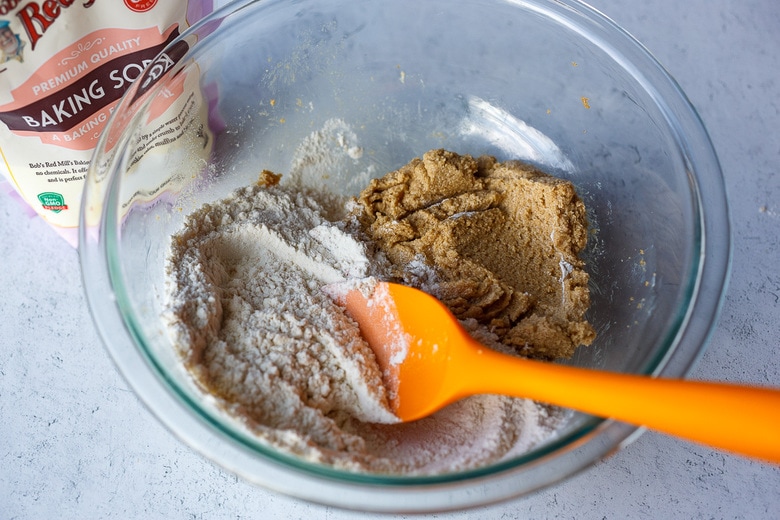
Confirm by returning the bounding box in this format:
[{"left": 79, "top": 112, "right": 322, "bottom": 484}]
[
  {"left": 163, "top": 123, "right": 563, "bottom": 474},
  {"left": 288, "top": 118, "right": 376, "bottom": 196}
]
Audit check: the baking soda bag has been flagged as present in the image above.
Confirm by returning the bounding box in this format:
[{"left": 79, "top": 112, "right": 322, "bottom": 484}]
[{"left": 0, "top": 0, "right": 220, "bottom": 246}]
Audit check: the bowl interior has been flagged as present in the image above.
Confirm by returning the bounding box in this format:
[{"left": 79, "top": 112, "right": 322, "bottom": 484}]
[{"left": 83, "top": 0, "right": 724, "bottom": 510}]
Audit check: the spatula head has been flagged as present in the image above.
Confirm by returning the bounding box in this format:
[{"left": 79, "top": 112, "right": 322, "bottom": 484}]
[{"left": 336, "top": 281, "right": 468, "bottom": 421}]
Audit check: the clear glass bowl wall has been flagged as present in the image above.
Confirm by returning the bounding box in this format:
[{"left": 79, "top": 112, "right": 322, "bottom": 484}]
[{"left": 80, "top": 0, "right": 729, "bottom": 512}]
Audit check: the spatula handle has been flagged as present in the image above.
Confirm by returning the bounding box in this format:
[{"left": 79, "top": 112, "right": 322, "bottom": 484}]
[{"left": 456, "top": 345, "right": 780, "bottom": 463}]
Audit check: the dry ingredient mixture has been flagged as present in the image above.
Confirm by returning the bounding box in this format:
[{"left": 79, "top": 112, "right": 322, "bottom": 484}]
[{"left": 163, "top": 149, "right": 594, "bottom": 474}]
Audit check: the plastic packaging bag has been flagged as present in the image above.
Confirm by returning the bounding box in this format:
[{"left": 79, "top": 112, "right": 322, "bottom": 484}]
[{"left": 0, "top": 0, "right": 220, "bottom": 246}]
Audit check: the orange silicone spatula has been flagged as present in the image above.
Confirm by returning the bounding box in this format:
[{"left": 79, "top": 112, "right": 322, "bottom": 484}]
[{"left": 336, "top": 281, "right": 780, "bottom": 463}]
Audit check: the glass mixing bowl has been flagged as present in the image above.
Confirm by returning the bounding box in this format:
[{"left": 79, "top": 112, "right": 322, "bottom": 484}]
[{"left": 79, "top": 0, "right": 730, "bottom": 512}]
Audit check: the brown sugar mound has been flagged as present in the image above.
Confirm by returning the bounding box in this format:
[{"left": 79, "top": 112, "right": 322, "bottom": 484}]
[{"left": 353, "top": 149, "right": 595, "bottom": 359}]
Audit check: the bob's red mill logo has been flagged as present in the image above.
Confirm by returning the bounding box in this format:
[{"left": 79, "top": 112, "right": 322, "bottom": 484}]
[
  {"left": 1, "top": 1, "right": 158, "bottom": 51},
  {"left": 0, "top": 0, "right": 98, "bottom": 50}
]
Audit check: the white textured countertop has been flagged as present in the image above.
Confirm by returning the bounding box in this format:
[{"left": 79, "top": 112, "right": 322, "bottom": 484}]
[{"left": 2, "top": 0, "right": 779, "bottom": 518}]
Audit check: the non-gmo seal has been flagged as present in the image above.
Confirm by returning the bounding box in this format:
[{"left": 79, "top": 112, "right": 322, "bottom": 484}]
[{"left": 37, "top": 192, "right": 68, "bottom": 213}]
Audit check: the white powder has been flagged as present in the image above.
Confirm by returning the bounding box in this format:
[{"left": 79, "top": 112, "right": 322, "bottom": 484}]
[
  {"left": 288, "top": 118, "right": 375, "bottom": 196},
  {"left": 164, "top": 184, "right": 402, "bottom": 467}
]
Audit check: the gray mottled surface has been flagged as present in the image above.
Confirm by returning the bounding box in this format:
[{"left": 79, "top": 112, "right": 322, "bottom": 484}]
[{"left": 2, "top": 0, "right": 779, "bottom": 518}]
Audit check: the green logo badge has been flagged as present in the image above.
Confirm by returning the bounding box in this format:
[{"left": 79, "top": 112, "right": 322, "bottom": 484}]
[{"left": 37, "top": 192, "right": 68, "bottom": 213}]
